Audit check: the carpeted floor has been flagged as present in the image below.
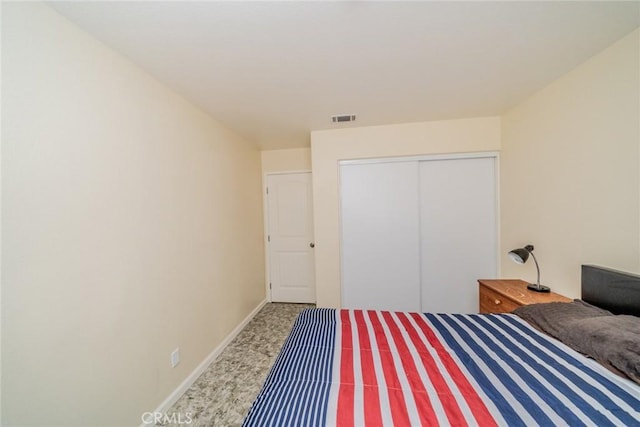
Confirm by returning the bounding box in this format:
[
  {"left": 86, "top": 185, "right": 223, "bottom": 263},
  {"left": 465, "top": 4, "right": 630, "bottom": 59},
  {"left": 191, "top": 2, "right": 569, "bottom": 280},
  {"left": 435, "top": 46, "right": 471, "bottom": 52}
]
[{"left": 159, "top": 302, "right": 313, "bottom": 427}]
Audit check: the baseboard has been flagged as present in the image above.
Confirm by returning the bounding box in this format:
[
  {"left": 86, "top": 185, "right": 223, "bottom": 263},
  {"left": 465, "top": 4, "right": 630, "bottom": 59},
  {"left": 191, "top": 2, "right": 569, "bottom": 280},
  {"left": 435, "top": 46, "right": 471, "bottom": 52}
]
[{"left": 141, "top": 299, "right": 267, "bottom": 426}]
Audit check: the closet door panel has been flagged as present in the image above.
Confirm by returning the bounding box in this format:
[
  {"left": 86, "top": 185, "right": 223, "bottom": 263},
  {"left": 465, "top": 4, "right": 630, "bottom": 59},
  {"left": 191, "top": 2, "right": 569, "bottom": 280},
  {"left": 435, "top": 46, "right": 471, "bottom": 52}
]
[
  {"left": 340, "top": 161, "right": 421, "bottom": 311},
  {"left": 419, "top": 157, "right": 497, "bottom": 313}
]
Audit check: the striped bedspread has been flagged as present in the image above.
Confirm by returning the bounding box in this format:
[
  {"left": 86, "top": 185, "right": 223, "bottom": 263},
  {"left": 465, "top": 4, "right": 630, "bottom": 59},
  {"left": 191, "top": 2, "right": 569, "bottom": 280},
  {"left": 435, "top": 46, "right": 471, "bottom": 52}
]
[{"left": 243, "top": 309, "right": 640, "bottom": 426}]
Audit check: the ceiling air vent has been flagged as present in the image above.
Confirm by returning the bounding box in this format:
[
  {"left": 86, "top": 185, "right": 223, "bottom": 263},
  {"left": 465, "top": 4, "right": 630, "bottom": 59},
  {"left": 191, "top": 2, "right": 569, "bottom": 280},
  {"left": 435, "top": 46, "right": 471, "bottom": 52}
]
[{"left": 331, "top": 114, "right": 356, "bottom": 123}]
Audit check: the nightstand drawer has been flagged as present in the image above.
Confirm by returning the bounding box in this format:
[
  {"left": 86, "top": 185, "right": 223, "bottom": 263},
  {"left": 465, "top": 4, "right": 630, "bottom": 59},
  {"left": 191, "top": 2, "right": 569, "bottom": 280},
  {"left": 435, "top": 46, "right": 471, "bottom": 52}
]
[{"left": 479, "top": 285, "right": 521, "bottom": 314}]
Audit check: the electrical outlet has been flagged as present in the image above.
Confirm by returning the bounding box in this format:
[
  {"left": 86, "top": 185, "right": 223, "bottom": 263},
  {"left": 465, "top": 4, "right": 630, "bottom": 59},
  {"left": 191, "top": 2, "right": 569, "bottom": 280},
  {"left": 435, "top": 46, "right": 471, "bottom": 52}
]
[{"left": 171, "top": 348, "right": 180, "bottom": 368}]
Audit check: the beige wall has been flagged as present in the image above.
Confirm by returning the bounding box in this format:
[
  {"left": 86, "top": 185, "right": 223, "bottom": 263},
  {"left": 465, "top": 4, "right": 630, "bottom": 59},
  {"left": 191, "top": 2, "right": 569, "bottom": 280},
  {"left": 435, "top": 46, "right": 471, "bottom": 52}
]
[
  {"left": 501, "top": 29, "right": 640, "bottom": 298},
  {"left": 311, "top": 117, "right": 501, "bottom": 307},
  {"left": 2, "top": 3, "right": 264, "bottom": 426},
  {"left": 261, "top": 148, "right": 311, "bottom": 174},
  {"left": 0, "top": 1, "right": 3, "bottom": 421}
]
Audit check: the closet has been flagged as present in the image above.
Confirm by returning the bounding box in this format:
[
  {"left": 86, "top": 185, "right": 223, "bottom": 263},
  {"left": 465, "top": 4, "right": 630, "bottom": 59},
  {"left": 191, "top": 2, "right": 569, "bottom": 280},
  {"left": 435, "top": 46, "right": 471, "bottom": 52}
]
[{"left": 339, "top": 154, "right": 497, "bottom": 313}]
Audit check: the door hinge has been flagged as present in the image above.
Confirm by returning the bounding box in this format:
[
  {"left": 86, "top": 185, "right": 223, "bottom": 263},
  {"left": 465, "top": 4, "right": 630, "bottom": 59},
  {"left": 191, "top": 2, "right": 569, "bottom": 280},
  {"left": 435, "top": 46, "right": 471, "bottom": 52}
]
[
  {"left": 268, "top": 235, "right": 270, "bottom": 242},
  {"left": 269, "top": 283, "right": 272, "bottom": 289},
  {"left": 266, "top": 187, "right": 269, "bottom": 195}
]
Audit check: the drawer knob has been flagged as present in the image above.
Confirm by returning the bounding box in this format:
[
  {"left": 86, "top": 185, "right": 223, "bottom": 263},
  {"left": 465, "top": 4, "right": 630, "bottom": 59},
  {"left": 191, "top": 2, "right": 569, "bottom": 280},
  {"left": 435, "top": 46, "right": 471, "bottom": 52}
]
[{"left": 494, "top": 299, "right": 501, "bottom": 305}]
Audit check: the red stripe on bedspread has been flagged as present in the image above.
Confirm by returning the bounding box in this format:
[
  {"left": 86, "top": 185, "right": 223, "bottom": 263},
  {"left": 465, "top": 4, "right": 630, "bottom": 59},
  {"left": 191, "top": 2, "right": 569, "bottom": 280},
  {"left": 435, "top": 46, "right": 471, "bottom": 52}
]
[
  {"left": 394, "top": 312, "right": 466, "bottom": 426},
  {"left": 410, "top": 312, "right": 497, "bottom": 427},
  {"left": 381, "top": 311, "right": 439, "bottom": 426},
  {"left": 336, "top": 310, "right": 498, "bottom": 426},
  {"left": 337, "top": 310, "right": 355, "bottom": 426},
  {"left": 367, "top": 310, "right": 412, "bottom": 427},
  {"left": 354, "top": 311, "right": 383, "bottom": 426}
]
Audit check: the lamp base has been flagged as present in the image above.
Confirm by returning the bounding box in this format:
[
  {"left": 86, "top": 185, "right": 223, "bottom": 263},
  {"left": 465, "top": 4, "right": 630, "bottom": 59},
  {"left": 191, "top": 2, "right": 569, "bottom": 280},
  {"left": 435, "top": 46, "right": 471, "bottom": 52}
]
[{"left": 527, "top": 283, "right": 551, "bottom": 293}]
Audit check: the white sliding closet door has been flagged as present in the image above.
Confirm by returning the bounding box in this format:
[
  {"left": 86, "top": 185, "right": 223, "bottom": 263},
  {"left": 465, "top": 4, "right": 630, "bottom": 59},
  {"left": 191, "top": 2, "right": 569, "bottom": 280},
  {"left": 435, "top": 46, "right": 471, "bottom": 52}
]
[
  {"left": 419, "top": 157, "right": 497, "bottom": 313},
  {"left": 340, "top": 161, "right": 421, "bottom": 311}
]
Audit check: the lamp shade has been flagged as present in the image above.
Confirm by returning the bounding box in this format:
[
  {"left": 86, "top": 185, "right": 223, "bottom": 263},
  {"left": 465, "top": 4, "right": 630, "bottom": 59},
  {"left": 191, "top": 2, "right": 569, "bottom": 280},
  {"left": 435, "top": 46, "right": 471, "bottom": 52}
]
[{"left": 508, "top": 248, "right": 530, "bottom": 264}]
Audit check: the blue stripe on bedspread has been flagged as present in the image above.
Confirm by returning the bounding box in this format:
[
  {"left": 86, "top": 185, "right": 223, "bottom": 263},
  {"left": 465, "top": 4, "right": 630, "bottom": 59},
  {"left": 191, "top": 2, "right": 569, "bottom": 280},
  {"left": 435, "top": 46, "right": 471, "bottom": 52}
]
[
  {"left": 243, "top": 308, "right": 336, "bottom": 427},
  {"left": 243, "top": 309, "right": 640, "bottom": 427},
  {"left": 484, "top": 315, "right": 639, "bottom": 425}
]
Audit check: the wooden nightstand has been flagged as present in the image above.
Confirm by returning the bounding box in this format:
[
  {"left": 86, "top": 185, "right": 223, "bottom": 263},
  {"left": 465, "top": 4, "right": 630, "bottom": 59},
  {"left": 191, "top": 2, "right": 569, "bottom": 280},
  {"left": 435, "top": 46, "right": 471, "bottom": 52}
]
[{"left": 478, "top": 279, "right": 572, "bottom": 314}]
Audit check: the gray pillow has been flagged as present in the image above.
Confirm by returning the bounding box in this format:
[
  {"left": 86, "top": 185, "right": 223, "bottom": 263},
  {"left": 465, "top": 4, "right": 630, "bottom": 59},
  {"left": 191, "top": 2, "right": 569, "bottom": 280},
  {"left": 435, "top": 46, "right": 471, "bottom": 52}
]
[
  {"left": 513, "top": 300, "right": 640, "bottom": 383},
  {"left": 557, "top": 315, "right": 640, "bottom": 384},
  {"left": 513, "top": 299, "right": 612, "bottom": 339}
]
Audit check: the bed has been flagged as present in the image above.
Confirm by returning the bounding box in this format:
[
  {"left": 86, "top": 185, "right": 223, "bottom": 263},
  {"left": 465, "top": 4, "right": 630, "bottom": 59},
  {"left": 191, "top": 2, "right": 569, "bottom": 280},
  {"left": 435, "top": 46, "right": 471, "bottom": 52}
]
[{"left": 243, "top": 266, "right": 640, "bottom": 426}]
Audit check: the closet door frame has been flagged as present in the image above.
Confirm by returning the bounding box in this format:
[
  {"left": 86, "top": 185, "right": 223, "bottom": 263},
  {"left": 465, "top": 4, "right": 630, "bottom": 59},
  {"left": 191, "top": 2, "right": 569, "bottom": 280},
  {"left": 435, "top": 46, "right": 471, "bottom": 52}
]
[{"left": 338, "top": 151, "right": 500, "bottom": 309}]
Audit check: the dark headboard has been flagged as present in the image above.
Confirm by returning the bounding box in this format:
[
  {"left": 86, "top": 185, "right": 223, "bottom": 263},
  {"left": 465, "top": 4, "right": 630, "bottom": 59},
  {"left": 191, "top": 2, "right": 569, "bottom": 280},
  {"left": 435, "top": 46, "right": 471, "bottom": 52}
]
[{"left": 582, "top": 265, "right": 640, "bottom": 316}]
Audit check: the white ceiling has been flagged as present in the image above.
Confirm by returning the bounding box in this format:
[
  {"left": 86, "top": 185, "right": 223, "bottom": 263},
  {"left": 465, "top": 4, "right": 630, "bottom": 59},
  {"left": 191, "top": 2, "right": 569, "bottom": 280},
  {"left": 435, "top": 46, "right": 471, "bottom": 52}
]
[{"left": 50, "top": 1, "right": 639, "bottom": 150}]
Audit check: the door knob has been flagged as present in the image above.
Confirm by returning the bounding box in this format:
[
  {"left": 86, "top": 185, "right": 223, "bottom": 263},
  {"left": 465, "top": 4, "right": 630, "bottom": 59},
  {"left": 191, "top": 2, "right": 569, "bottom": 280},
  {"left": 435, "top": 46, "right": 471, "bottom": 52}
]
[{"left": 310, "top": 242, "right": 315, "bottom": 248}]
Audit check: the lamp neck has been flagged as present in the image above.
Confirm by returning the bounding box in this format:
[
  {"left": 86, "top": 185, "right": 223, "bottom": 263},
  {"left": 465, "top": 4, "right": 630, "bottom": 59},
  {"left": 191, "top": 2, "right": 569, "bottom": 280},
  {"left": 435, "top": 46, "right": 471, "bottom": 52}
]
[{"left": 529, "top": 250, "right": 541, "bottom": 287}]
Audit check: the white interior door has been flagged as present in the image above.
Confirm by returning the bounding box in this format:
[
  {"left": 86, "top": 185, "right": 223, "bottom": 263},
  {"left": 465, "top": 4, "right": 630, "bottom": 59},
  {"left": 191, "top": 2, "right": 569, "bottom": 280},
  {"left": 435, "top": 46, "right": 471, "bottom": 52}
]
[
  {"left": 419, "top": 157, "right": 497, "bottom": 313},
  {"left": 340, "top": 161, "right": 421, "bottom": 311},
  {"left": 267, "top": 173, "right": 316, "bottom": 303}
]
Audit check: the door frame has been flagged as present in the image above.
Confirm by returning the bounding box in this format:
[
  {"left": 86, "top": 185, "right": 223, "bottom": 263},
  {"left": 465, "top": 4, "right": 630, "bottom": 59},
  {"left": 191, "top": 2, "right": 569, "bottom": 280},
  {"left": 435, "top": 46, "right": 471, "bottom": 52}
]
[{"left": 262, "top": 170, "right": 313, "bottom": 303}]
